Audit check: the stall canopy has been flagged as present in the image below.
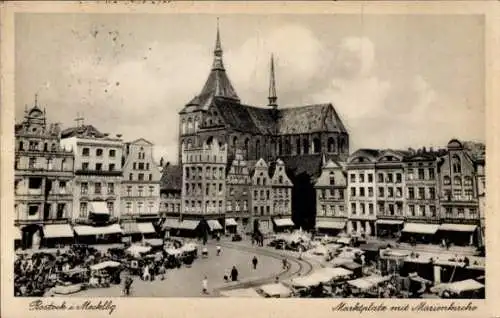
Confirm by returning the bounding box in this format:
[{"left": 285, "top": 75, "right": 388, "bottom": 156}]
[
  {"left": 258, "top": 283, "right": 293, "bottom": 297},
  {"left": 291, "top": 267, "right": 353, "bottom": 288},
  {"left": 225, "top": 218, "right": 238, "bottom": 227},
  {"left": 162, "top": 218, "right": 199, "bottom": 231},
  {"left": 89, "top": 201, "right": 109, "bottom": 215},
  {"left": 432, "top": 279, "right": 484, "bottom": 294},
  {"left": 316, "top": 220, "right": 346, "bottom": 230},
  {"left": 126, "top": 244, "right": 151, "bottom": 256},
  {"left": 90, "top": 261, "right": 121, "bottom": 271},
  {"left": 207, "top": 220, "right": 223, "bottom": 231},
  {"left": 347, "top": 275, "right": 391, "bottom": 290},
  {"left": 73, "top": 224, "right": 122, "bottom": 236},
  {"left": 144, "top": 238, "right": 164, "bottom": 247},
  {"left": 137, "top": 222, "right": 156, "bottom": 234},
  {"left": 376, "top": 220, "right": 404, "bottom": 225},
  {"left": 273, "top": 218, "right": 294, "bottom": 227},
  {"left": 220, "top": 288, "right": 262, "bottom": 298},
  {"left": 43, "top": 224, "right": 74, "bottom": 238},
  {"left": 439, "top": 224, "right": 477, "bottom": 232},
  {"left": 121, "top": 222, "right": 140, "bottom": 235},
  {"left": 402, "top": 223, "right": 439, "bottom": 235}
]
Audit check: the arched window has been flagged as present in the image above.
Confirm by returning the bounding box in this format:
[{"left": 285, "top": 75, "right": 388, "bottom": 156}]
[
  {"left": 313, "top": 138, "right": 321, "bottom": 154},
  {"left": 187, "top": 118, "right": 193, "bottom": 133},
  {"left": 339, "top": 138, "right": 346, "bottom": 153},
  {"left": 303, "top": 139, "right": 310, "bottom": 154},
  {"left": 452, "top": 155, "right": 461, "bottom": 173},
  {"left": 327, "top": 137, "right": 335, "bottom": 153},
  {"left": 187, "top": 139, "right": 193, "bottom": 149},
  {"left": 181, "top": 119, "right": 186, "bottom": 134},
  {"left": 256, "top": 140, "right": 261, "bottom": 159},
  {"left": 232, "top": 136, "right": 238, "bottom": 148},
  {"left": 279, "top": 176, "right": 283, "bottom": 184},
  {"left": 51, "top": 143, "right": 56, "bottom": 151},
  {"left": 296, "top": 138, "right": 301, "bottom": 155},
  {"left": 443, "top": 176, "right": 451, "bottom": 185},
  {"left": 43, "top": 143, "right": 48, "bottom": 152},
  {"left": 454, "top": 176, "right": 462, "bottom": 186},
  {"left": 284, "top": 138, "right": 291, "bottom": 155},
  {"left": 464, "top": 176, "right": 473, "bottom": 186},
  {"left": 244, "top": 138, "right": 250, "bottom": 159},
  {"left": 194, "top": 117, "right": 199, "bottom": 132},
  {"left": 206, "top": 136, "right": 214, "bottom": 146},
  {"left": 19, "top": 141, "right": 24, "bottom": 151}
]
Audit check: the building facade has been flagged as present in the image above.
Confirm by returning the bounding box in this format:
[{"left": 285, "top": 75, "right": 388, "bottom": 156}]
[
  {"left": 346, "top": 149, "right": 380, "bottom": 236},
  {"left": 159, "top": 163, "right": 182, "bottom": 219},
  {"left": 15, "top": 100, "right": 75, "bottom": 249},
  {"left": 225, "top": 149, "right": 251, "bottom": 232},
  {"left": 121, "top": 138, "right": 162, "bottom": 226},
  {"left": 60, "top": 125, "right": 123, "bottom": 224},
  {"left": 374, "top": 150, "right": 408, "bottom": 238},
  {"left": 250, "top": 158, "right": 273, "bottom": 234},
  {"left": 270, "top": 158, "right": 294, "bottom": 231},
  {"left": 437, "top": 139, "right": 481, "bottom": 246},
  {"left": 181, "top": 139, "right": 227, "bottom": 231},
  {"left": 314, "top": 159, "right": 347, "bottom": 235}
]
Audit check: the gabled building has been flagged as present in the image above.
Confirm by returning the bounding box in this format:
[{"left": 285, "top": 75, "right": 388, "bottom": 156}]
[
  {"left": 15, "top": 97, "right": 75, "bottom": 249},
  {"left": 177, "top": 22, "right": 349, "bottom": 229},
  {"left": 159, "top": 162, "right": 182, "bottom": 219},
  {"left": 225, "top": 148, "right": 251, "bottom": 233},
  {"left": 270, "top": 158, "right": 294, "bottom": 232},
  {"left": 120, "top": 138, "right": 162, "bottom": 241},
  {"left": 314, "top": 158, "right": 347, "bottom": 235},
  {"left": 250, "top": 158, "right": 273, "bottom": 234}
]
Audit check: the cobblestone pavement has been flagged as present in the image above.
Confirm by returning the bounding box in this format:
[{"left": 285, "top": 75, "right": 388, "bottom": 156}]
[{"left": 67, "top": 240, "right": 292, "bottom": 297}]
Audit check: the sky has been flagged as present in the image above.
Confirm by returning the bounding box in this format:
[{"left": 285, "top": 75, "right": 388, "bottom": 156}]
[{"left": 15, "top": 14, "right": 485, "bottom": 164}]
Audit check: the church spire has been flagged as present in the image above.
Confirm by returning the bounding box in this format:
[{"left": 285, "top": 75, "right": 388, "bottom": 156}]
[
  {"left": 268, "top": 54, "right": 278, "bottom": 108},
  {"left": 212, "top": 18, "right": 224, "bottom": 71}
]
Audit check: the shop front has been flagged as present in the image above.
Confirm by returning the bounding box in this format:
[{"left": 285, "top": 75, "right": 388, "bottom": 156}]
[
  {"left": 272, "top": 218, "right": 295, "bottom": 233},
  {"left": 437, "top": 223, "right": 477, "bottom": 247},
  {"left": 401, "top": 222, "right": 439, "bottom": 245},
  {"left": 315, "top": 218, "right": 346, "bottom": 236},
  {"left": 225, "top": 218, "right": 238, "bottom": 234},
  {"left": 375, "top": 219, "right": 404, "bottom": 239},
  {"left": 73, "top": 223, "right": 123, "bottom": 245},
  {"left": 43, "top": 223, "right": 75, "bottom": 248}
]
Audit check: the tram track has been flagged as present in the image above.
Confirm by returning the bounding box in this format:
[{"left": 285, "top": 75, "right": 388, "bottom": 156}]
[{"left": 210, "top": 241, "right": 314, "bottom": 293}]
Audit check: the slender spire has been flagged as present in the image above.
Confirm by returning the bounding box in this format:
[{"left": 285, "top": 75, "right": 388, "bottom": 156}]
[
  {"left": 34, "top": 93, "right": 39, "bottom": 107},
  {"left": 212, "top": 18, "right": 224, "bottom": 71},
  {"left": 268, "top": 54, "right": 278, "bottom": 108}
]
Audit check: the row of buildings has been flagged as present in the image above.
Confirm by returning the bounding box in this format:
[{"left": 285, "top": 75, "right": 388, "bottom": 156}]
[{"left": 14, "top": 23, "right": 486, "bottom": 250}]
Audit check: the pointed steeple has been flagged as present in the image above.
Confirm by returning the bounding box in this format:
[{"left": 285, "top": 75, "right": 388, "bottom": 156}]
[
  {"left": 212, "top": 18, "right": 224, "bottom": 71},
  {"left": 268, "top": 54, "right": 278, "bottom": 108}
]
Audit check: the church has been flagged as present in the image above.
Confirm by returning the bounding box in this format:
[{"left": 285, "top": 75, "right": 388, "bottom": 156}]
[{"left": 176, "top": 23, "right": 350, "bottom": 229}]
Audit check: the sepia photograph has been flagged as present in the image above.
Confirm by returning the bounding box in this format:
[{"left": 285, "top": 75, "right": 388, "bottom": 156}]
[{"left": 8, "top": 7, "right": 488, "bottom": 302}]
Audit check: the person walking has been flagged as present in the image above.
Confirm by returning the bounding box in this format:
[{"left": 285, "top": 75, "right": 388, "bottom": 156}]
[
  {"left": 252, "top": 256, "right": 258, "bottom": 270},
  {"left": 202, "top": 276, "right": 209, "bottom": 294},
  {"left": 124, "top": 276, "right": 133, "bottom": 296},
  {"left": 230, "top": 266, "right": 239, "bottom": 282},
  {"left": 216, "top": 245, "right": 222, "bottom": 256}
]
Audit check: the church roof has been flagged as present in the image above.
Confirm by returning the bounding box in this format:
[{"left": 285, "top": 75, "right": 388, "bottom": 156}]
[
  {"left": 277, "top": 104, "right": 347, "bottom": 134},
  {"left": 160, "top": 164, "right": 182, "bottom": 191},
  {"left": 283, "top": 154, "right": 344, "bottom": 179},
  {"left": 213, "top": 99, "right": 275, "bottom": 134}
]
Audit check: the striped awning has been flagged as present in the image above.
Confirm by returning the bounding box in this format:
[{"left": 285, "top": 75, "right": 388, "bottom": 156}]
[
  {"left": 89, "top": 201, "right": 109, "bottom": 215},
  {"left": 402, "top": 223, "right": 439, "bottom": 235},
  {"left": 74, "top": 224, "right": 122, "bottom": 236},
  {"left": 316, "top": 220, "right": 345, "bottom": 230},
  {"left": 43, "top": 224, "right": 74, "bottom": 238},
  {"left": 225, "top": 218, "right": 238, "bottom": 226},
  {"left": 439, "top": 224, "right": 477, "bottom": 232},
  {"left": 273, "top": 218, "right": 294, "bottom": 227},
  {"left": 121, "top": 222, "right": 140, "bottom": 235},
  {"left": 163, "top": 218, "right": 200, "bottom": 230},
  {"left": 207, "top": 220, "right": 223, "bottom": 231},
  {"left": 137, "top": 222, "right": 156, "bottom": 234}
]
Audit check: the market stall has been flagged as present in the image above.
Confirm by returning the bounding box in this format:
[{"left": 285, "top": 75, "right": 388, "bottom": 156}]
[{"left": 257, "top": 283, "right": 293, "bottom": 298}]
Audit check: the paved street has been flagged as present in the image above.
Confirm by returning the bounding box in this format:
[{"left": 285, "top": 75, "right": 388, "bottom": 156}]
[{"left": 68, "top": 242, "right": 284, "bottom": 297}]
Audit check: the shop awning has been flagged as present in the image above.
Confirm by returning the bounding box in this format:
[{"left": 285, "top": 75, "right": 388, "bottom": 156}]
[
  {"left": 73, "top": 224, "right": 122, "bottom": 236},
  {"left": 273, "top": 218, "right": 294, "bottom": 227},
  {"left": 225, "top": 218, "right": 238, "bottom": 226},
  {"left": 439, "top": 224, "right": 477, "bottom": 232},
  {"left": 137, "top": 222, "right": 156, "bottom": 234},
  {"left": 316, "top": 220, "right": 345, "bottom": 230},
  {"left": 144, "top": 238, "right": 164, "bottom": 247},
  {"left": 43, "top": 224, "right": 74, "bottom": 238},
  {"left": 376, "top": 220, "right": 404, "bottom": 225},
  {"left": 163, "top": 218, "right": 199, "bottom": 231},
  {"left": 121, "top": 222, "right": 140, "bottom": 235},
  {"left": 402, "top": 223, "right": 439, "bottom": 235},
  {"left": 207, "top": 220, "right": 223, "bottom": 231},
  {"left": 89, "top": 201, "right": 109, "bottom": 215}
]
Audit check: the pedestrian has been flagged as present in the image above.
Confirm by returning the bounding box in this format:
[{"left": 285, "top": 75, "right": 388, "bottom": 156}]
[
  {"left": 231, "top": 266, "right": 239, "bottom": 282},
  {"left": 216, "top": 245, "right": 222, "bottom": 256},
  {"left": 124, "top": 276, "right": 133, "bottom": 296},
  {"left": 274, "top": 276, "right": 279, "bottom": 283},
  {"left": 143, "top": 264, "right": 151, "bottom": 281},
  {"left": 252, "top": 256, "right": 258, "bottom": 270},
  {"left": 202, "top": 276, "right": 208, "bottom": 294},
  {"left": 282, "top": 258, "right": 288, "bottom": 270}
]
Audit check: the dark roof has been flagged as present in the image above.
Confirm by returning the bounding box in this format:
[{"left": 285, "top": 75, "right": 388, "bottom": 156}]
[
  {"left": 187, "top": 69, "right": 240, "bottom": 110},
  {"left": 61, "top": 125, "right": 106, "bottom": 139},
  {"left": 277, "top": 104, "right": 347, "bottom": 134},
  {"left": 160, "top": 164, "right": 182, "bottom": 191},
  {"left": 213, "top": 99, "right": 275, "bottom": 134},
  {"left": 283, "top": 154, "right": 344, "bottom": 179}
]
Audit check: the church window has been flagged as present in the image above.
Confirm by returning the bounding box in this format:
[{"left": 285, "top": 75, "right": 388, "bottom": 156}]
[
  {"left": 313, "top": 138, "right": 321, "bottom": 153},
  {"left": 232, "top": 136, "right": 238, "bottom": 148},
  {"left": 452, "top": 155, "right": 461, "bottom": 173},
  {"left": 244, "top": 138, "right": 250, "bottom": 159},
  {"left": 43, "top": 143, "right": 48, "bottom": 152},
  {"left": 327, "top": 137, "right": 335, "bottom": 153},
  {"left": 256, "top": 140, "right": 261, "bottom": 159},
  {"left": 303, "top": 139, "right": 310, "bottom": 154},
  {"left": 187, "top": 118, "right": 193, "bottom": 133},
  {"left": 296, "top": 139, "right": 301, "bottom": 155},
  {"left": 454, "top": 176, "right": 462, "bottom": 186},
  {"left": 181, "top": 119, "right": 186, "bottom": 134}
]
